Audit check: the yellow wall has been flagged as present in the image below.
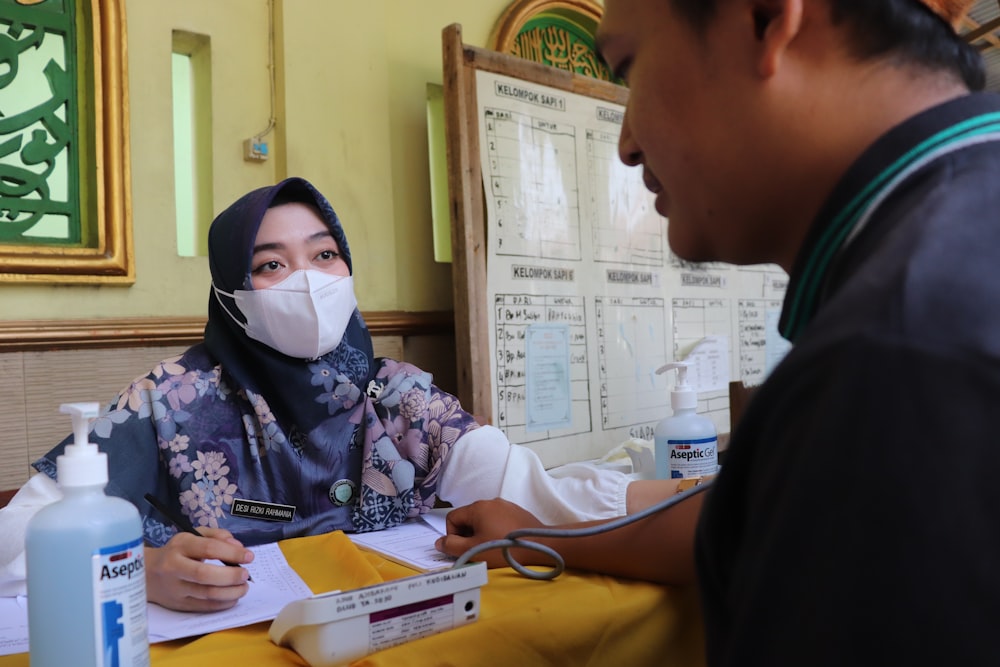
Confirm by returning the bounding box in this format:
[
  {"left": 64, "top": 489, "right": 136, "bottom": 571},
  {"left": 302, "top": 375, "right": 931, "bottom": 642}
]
[{"left": 0, "top": 0, "right": 519, "bottom": 317}]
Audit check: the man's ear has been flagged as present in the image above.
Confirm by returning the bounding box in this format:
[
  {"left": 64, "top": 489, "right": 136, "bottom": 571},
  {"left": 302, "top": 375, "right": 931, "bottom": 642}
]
[{"left": 749, "top": 0, "right": 804, "bottom": 78}]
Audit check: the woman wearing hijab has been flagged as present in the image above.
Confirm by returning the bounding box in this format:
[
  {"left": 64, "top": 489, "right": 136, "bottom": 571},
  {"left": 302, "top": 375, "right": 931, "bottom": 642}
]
[{"left": 0, "top": 177, "right": 631, "bottom": 611}]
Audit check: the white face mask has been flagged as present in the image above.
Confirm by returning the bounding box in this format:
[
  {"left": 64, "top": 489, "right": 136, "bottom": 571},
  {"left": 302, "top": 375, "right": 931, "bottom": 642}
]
[{"left": 214, "top": 271, "right": 357, "bottom": 359}]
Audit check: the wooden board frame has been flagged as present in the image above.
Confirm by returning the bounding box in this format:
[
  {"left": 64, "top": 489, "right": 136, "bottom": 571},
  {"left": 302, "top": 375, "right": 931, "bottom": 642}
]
[{"left": 441, "top": 22, "right": 628, "bottom": 421}]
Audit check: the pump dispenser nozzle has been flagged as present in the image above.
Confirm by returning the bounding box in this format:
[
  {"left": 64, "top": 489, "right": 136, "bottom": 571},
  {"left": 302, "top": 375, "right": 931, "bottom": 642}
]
[
  {"left": 61, "top": 402, "right": 99, "bottom": 451},
  {"left": 656, "top": 362, "right": 697, "bottom": 411},
  {"left": 56, "top": 402, "right": 108, "bottom": 487}
]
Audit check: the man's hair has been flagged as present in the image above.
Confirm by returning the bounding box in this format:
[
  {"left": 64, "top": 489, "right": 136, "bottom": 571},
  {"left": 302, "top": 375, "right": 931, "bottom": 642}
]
[{"left": 669, "top": 0, "right": 985, "bottom": 90}]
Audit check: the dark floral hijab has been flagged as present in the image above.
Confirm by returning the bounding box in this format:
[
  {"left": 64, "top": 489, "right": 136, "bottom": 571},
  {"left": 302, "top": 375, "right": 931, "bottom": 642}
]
[
  {"left": 201, "top": 177, "right": 483, "bottom": 532},
  {"left": 205, "top": 176, "right": 374, "bottom": 434}
]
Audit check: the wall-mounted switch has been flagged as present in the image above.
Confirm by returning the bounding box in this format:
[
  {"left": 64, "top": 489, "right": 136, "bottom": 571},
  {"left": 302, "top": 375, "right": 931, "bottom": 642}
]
[{"left": 244, "top": 138, "right": 269, "bottom": 162}]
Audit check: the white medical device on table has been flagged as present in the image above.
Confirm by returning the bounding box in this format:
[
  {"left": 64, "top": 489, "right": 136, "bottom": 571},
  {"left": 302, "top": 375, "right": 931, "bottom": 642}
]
[
  {"left": 269, "top": 561, "right": 488, "bottom": 666},
  {"left": 269, "top": 479, "right": 714, "bottom": 665}
]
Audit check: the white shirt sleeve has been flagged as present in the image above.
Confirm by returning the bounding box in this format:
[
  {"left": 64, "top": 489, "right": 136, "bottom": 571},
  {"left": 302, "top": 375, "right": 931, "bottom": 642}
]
[
  {"left": 0, "top": 473, "right": 63, "bottom": 596},
  {"left": 437, "top": 425, "right": 628, "bottom": 525}
]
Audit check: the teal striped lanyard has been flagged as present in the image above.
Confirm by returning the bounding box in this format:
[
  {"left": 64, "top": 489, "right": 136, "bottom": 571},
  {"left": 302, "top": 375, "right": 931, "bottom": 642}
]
[{"left": 780, "top": 112, "right": 1000, "bottom": 342}]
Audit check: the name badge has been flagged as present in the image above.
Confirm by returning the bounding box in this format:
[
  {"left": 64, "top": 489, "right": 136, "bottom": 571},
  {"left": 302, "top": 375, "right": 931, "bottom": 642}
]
[{"left": 231, "top": 498, "right": 296, "bottom": 522}]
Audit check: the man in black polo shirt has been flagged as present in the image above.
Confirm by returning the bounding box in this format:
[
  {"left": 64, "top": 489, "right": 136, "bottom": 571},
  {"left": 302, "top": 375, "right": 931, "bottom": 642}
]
[{"left": 438, "top": 0, "right": 1000, "bottom": 663}]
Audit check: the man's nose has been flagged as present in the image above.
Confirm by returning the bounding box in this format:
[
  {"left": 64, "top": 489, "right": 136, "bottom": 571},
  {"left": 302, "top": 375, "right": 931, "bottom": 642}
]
[{"left": 618, "top": 109, "right": 642, "bottom": 167}]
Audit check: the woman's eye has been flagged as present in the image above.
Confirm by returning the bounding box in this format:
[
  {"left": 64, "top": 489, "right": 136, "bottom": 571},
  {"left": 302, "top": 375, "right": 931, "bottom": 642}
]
[
  {"left": 253, "top": 260, "right": 282, "bottom": 274},
  {"left": 317, "top": 250, "right": 340, "bottom": 261}
]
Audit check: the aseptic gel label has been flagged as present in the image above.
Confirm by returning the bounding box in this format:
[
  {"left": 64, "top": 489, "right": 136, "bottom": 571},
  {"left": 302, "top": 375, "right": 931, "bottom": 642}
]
[
  {"left": 91, "top": 537, "right": 149, "bottom": 667},
  {"left": 667, "top": 436, "right": 718, "bottom": 478}
]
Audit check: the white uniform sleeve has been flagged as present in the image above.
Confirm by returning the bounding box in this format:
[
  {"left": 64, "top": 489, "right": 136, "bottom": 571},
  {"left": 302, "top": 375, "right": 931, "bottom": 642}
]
[
  {"left": 437, "top": 425, "right": 628, "bottom": 525},
  {"left": 0, "top": 473, "right": 63, "bottom": 596}
]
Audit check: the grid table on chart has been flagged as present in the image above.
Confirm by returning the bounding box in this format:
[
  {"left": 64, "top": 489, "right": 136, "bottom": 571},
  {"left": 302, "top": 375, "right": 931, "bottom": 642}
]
[
  {"left": 586, "top": 129, "right": 665, "bottom": 266},
  {"left": 737, "top": 298, "right": 785, "bottom": 385},
  {"left": 493, "top": 293, "right": 591, "bottom": 443},
  {"left": 672, "top": 298, "right": 732, "bottom": 389},
  {"left": 596, "top": 296, "right": 670, "bottom": 431},
  {"left": 484, "top": 107, "right": 581, "bottom": 260}
]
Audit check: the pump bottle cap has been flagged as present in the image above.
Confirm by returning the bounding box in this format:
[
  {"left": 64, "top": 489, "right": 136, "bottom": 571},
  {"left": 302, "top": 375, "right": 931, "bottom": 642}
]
[
  {"left": 656, "top": 361, "right": 697, "bottom": 411},
  {"left": 56, "top": 402, "right": 109, "bottom": 487}
]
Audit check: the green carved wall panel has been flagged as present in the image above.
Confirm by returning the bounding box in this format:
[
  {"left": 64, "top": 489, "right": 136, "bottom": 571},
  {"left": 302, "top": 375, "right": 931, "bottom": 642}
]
[
  {"left": 0, "top": 0, "right": 82, "bottom": 246},
  {"left": 0, "top": 0, "right": 132, "bottom": 284}
]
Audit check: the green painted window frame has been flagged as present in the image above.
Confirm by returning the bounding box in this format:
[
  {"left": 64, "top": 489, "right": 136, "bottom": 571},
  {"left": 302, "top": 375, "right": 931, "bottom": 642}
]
[{"left": 0, "top": 0, "right": 133, "bottom": 284}]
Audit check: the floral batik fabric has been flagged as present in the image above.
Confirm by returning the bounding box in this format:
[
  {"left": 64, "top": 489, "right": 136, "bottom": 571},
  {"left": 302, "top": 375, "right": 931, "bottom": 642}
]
[
  {"left": 353, "top": 358, "right": 478, "bottom": 531},
  {"left": 33, "top": 345, "right": 480, "bottom": 547}
]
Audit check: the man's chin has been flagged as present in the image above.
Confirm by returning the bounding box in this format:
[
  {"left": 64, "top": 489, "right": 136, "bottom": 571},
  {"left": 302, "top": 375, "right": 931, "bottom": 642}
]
[{"left": 666, "top": 228, "right": 712, "bottom": 265}]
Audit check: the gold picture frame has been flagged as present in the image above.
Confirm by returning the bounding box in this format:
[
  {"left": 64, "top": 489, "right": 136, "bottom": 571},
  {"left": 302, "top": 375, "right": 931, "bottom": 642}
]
[{"left": 0, "top": 0, "right": 133, "bottom": 284}]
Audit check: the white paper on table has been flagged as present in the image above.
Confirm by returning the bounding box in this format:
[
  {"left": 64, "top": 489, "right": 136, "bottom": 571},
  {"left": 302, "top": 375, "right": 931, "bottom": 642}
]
[
  {"left": 419, "top": 508, "right": 451, "bottom": 536},
  {"left": 147, "top": 541, "right": 313, "bottom": 642},
  {"left": 347, "top": 515, "right": 456, "bottom": 572},
  {"left": 0, "top": 596, "right": 28, "bottom": 656}
]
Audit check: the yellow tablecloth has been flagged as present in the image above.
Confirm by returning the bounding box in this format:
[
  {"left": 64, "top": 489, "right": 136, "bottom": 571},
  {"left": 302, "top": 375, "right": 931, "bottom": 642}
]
[{"left": 1, "top": 531, "right": 706, "bottom": 666}]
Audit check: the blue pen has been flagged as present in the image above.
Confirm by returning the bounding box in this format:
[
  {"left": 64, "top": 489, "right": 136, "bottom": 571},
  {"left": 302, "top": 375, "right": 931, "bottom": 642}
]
[{"left": 143, "top": 493, "right": 252, "bottom": 582}]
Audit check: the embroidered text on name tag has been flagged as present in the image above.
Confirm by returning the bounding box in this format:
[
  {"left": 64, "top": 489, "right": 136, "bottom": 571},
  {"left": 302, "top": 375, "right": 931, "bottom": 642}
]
[{"left": 231, "top": 498, "right": 296, "bottom": 522}]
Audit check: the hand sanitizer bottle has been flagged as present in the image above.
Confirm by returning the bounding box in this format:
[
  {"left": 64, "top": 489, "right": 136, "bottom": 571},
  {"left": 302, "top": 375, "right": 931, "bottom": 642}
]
[
  {"left": 26, "top": 403, "right": 149, "bottom": 667},
  {"left": 654, "top": 362, "right": 718, "bottom": 480}
]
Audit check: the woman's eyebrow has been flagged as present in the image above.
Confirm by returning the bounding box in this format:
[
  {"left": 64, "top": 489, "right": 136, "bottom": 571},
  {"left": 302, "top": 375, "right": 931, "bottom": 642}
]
[
  {"left": 252, "top": 241, "right": 285, "bottom": 254},
  {"left": 252, "top": 231, "right": 333, "bottom": 255},
  {"left": 305, "top": 230, "right": 334, "bottom": 244}
]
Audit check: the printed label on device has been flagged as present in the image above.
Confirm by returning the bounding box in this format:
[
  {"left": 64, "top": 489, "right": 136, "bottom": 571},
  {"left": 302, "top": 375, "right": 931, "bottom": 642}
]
[
  {"left": 369, "top": 594, "right": 455, "bottom": 651},
  {"left": 270, "top": 562, "right": 488, "bottom": 666}
]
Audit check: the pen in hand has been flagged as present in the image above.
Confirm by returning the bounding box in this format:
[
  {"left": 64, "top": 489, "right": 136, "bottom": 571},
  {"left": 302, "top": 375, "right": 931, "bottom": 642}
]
[{"left": 143, "top": 493, "right": 252, "bottom": 582}]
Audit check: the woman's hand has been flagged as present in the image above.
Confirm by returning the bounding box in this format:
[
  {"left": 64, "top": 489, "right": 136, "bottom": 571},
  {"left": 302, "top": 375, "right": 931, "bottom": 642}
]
[{"left": 145, "top": 528, "right": 253, "bottom": 612}]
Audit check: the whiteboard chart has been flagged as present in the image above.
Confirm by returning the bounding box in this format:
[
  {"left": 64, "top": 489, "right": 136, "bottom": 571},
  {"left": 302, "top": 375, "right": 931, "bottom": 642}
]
[
  {"left": 474, "top": 70, "right": 792, "bottom": 467},
  {"left": 442, "top": 28, "right": 792, "bottom": 469}
]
